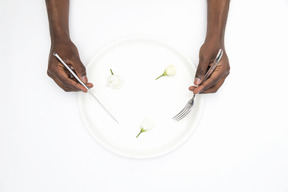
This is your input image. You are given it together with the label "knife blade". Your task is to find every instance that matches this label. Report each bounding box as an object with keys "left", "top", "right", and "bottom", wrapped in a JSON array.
[{"left": 53, "top": 52, "right": 119, "bottom": 123}]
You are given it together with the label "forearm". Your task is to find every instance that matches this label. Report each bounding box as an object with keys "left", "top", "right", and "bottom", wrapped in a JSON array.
[
  {"left": 45, "top": 0, "right": 70, "bottom": 44},
  {"left": 205, "top": 0, "right": 230, "bottom": 45}
]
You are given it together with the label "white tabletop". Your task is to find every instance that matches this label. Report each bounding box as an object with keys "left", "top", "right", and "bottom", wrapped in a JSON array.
[{"left": 1, "top": 0, "right": 288, "bottom": 191}]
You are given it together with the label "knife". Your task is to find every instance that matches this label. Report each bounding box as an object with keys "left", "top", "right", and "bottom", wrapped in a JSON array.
[{"left": 53, "top": 52, "right": 119, "bottom": 123}]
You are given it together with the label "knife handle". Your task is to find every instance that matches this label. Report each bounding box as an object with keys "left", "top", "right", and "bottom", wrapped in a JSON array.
[{"left": 53, "top": 52, "right": 89, "bottom": 91}]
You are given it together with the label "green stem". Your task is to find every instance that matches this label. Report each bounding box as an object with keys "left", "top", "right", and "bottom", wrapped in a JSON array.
[
  {"left": 136, "top": 131, "right": 142, "bottom": 138},
  {"left": 156, "top": 73, "right": 165, "bottom": 80},
  {"left": 136, "top": 128, "right": 146, "bottom": 138},
  {"left": 110, "top": 68, "right": 114, "bottom": 75}
]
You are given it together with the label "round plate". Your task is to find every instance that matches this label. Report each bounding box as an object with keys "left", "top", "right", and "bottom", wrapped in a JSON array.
[{"left": 78, "top": 35, "right": 203, "bottom": 159}]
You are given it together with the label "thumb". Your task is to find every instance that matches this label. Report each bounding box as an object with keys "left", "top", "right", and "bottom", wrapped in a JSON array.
[{"left": 194, "top": 57, "right": 210, "bottom": 86}]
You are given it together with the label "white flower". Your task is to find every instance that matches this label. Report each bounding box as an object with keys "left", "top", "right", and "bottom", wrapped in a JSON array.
[
  {"left": 136, "top": 118, "right": 155, "bottom": 138},
  {"left": 156, "top": 65, "right": 176, "bottom": 80},
  {"left": 106, "top": 69, "right": 123, "bottom": 89}
]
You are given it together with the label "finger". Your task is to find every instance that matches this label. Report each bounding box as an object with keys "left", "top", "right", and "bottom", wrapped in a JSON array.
[
  {"left": 47, "top": 71, "right": 76, "bottom": 92},
  {"left": 193, "top": 66, "right": 226, "bottom": 94},
  {"left": 195, "top": 71, "right": 229, "bottom": 94},
  {"left": 49, "top": 70, "right": 93, "bottom": 92},
  {"left": 66, "top": 65, "right": 93, "bottom": 89},
  {"left": 194, "top": 57, "right": 211, "bottom": 85},
  {"left": 188, "top": 86, "right": 196, "bottom": 92},
  {"left": 86, "top": 82, "right": 93, "bottom": 89},
  {"left": 68, "top": 57, "right": 88, "bottom": 83},
  {"left": 200, "top": 74, "right": 227, "bottom": 94},
  {"left": 54, "top": 67, "right": 88, "bottom": 92}
]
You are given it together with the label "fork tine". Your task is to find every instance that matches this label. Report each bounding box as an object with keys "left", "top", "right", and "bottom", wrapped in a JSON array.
[
  {"left": 172, "top": 108, "right": 188, "bottom": 120},
  {"left": 173, "top": 107, "right": 190, "bottom": 121},
  {"left": 173, "top": 108, "right": 191, "bottom": 121},
  {"left": 177, "top": 109, "right": 191, "bottom": 120},
  {"left": 172, "top": 95, "right": 195, "bottom": 121}
]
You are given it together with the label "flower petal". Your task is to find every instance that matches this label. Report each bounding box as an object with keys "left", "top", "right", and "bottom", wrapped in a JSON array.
[{"left": 165, "top": 65, "right": 176, "bottom": 76}]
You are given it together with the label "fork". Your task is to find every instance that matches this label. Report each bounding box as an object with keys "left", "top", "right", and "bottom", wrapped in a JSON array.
[{"left": 172, "top": 49, "right": 224, "bottom": 121}]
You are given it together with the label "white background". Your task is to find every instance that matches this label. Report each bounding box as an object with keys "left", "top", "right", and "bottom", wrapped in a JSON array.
[{"left": 1, "top": 0, "right": 288, "bottom": 191}]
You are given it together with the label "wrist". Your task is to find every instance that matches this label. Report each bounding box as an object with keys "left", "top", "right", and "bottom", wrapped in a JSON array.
[
  {"left": 203, "top": 36, "right": 225, "bottom": 51},
  {"left": 49, "top": 37, "right": 78, "bottom": 58},
  {"left": 204, "top": 34, "right": 224, "bottom": 45},
  {"left": 50, "top": 27, "right": 70, "bottom": 45}
]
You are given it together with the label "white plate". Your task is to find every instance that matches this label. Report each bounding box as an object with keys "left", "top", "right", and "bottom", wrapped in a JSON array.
[{"left": 78, "top": 35, "right": 203, "bottom": 159}]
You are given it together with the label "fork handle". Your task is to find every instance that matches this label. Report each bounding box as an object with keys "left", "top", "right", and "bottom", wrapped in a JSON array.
[
  {"left": 200, "top": 49, "right": 223, "bottom": 85},
  {"left": 188, "top": 95, "right": 195, "bottom": 105}
]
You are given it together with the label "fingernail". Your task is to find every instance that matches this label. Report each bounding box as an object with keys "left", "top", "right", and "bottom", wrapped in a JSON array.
[
  {"left": 189, "top": 86, "right": 195, "bottom": 91},
  {"left": 194, "top": 77, "right": 201, "bottom": 85},
  {"left": 82, "top": 76, "right": 88, "bottom": 83}
]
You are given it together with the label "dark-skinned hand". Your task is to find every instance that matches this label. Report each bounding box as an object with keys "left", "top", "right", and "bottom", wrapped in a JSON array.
[
  {"left": 47, "top": 39, "right": 93, "bottom": 92},
  {"left": 189, "top": 41, "right": 230, "bottom": 94}
]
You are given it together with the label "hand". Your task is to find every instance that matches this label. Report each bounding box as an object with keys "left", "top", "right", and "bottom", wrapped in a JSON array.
[
  {"left": 47, "top": 39, "right": 93, "bottom": 92},
  {"left": 189, "top": 42, "right": 230, "bottom": 94}
]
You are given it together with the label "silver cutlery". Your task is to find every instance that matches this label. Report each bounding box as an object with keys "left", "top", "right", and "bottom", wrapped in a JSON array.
[
  {"left": 172, "top": 49, "right": 223, "bottom": 121},
  {"left": 53, "top": 53, "right": 119, "bottom": 123}
]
